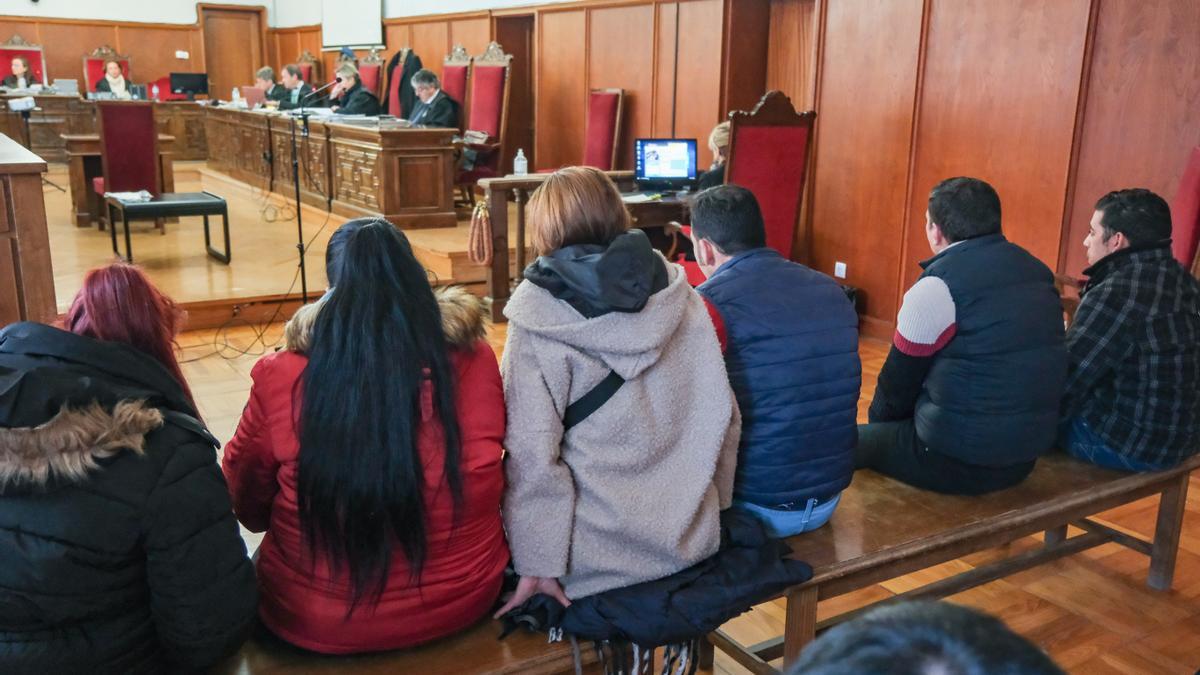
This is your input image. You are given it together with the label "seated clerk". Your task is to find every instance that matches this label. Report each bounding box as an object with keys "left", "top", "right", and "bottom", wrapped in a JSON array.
[
  {"left": 697, "top": 122, "right": 730, "bottom": 191},
  {"left": 277, "top": 63, "right": 315, "bottom": 110},
  {"left": 1060, "top": 189, "right": 1200, "bottom": 471},
  {"left": 222, "top": 219, "right": 509, "bottom": 654},
  {"left": 407, "top": 69, "right": 459, "bottom": 128},
  {"left": 493, "top": 167, "right": 740, "bottom": 616},
  {"left": 0, "top": 263, "right": 257, "bottom": 672},
  {"left": 329, "top": 64, "right": 380, "bottom": 116},
  {"left": 692, "top": 185, "right": 860, "bottom": 537},
  {"left": 2, "top": 56, "right": 31, "bottom": 88},
  {"left": 254, "top": 66, "right": 287, "bottom": 103},
  {"left": 93, "top": 59, "right": 133, "bottom": 99},
  {"left": 856, "top": 177, "right": 1066, "bottom": 495}
]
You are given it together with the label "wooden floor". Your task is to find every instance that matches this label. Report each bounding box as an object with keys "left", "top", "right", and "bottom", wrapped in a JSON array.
[
  {"left": 180, "top": 323, "right": 1200, "bottom": 674},
  {"left": 44, "top": 161, "right": 516, "bottom": 316}
]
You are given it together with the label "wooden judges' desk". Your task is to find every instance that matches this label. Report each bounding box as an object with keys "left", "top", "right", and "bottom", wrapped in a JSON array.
[
  {"left": 63, "top": 134, "right": 177, "bottom": 228},
  {"left": 0, "top": 93, "right": 207, "bottom": 163},
  {"left": 205, "top": 107, "right": 457, "bottom": 229},
  {"left": 0, "top": 133, "right": 55, "bottom": 325}
]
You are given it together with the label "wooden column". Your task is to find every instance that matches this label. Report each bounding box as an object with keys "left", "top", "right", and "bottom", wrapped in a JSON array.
[{"left": 0, "top": 134, "right": 55, "bottom": 326}]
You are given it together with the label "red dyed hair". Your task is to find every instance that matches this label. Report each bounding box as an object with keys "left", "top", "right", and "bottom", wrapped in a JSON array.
[{"left": 63, "top": 263, "right": 196, "bottom": 410}]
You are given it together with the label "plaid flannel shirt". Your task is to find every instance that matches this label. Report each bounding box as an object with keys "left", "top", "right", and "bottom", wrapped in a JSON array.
[{"left": 1063, "top": 244, "right": 1200, "bottom": 466}]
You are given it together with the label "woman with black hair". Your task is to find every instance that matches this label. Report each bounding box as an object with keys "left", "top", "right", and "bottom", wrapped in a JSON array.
[{"left": 223, "top": 219, "right": 509, "bottom": 653}]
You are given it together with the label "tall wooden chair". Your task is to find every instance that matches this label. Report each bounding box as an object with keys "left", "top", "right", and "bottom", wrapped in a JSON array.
[
  {"left": 358, "top": 47, "right": 386, "bottom": 99},
  {"left": 455, "top": 42, "right": 512, "bottom": 202},
  {"left": 83, "top": 45, "right": 131, "bottom": 94},
  {"left": 93, "top": 101, "right": 162, "bottom": 231},
  {"left": 1171, "top": 145, "right": 1200, "bottom": 268},
  {"left": 442, "top": 44, "right": 471, "bottom": 123},
  {"left": 296, "top": 50, "right": 322, "bottom": 85},
  {"left": 583, "top": 88, "right": 625, "bottom": 170},
  {"left": 0, "top": 34, "right": 48, "bottom": 85},
  {"left": 725, "top": 90, "right": 816, "bottom": 259}
]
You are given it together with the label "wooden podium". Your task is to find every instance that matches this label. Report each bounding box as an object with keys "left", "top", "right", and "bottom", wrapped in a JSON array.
[{"left": 0, "top": 133, "right": 55, "bottom": 325}]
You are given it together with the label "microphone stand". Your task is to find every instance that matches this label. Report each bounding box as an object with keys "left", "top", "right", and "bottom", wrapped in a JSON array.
[{"left": 286, "top": 78, "right": 341, "bottom": 304}]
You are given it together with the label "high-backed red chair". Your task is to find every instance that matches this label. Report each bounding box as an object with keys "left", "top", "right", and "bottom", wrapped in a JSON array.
[
  {"left": 358, "top": 47, "right": 385, "bottom": 99},
  {"left": 83, "top": 45, "right": 131, "bottom": 94},
  {"left": 725, "top": 91, "right": 816, "bottom": 259},
  {"left": 0, "top": 34, "right": 47, "bottom": 85},
  {"left": 297, "top": 50, "right": 321, "bottom": 85},
  {"left": 93, "top": 101, "right": 162, "bottom": 230},
  {"left": 455, "top": 42, "right": 512, "bottom": 202},
  {"left": 1171, "top": 146, "right": 1200, "bottom": 269},
  {"left": 442, "top": 44, "right": 471, "bottom": 125},
  {"left": 583, "top": 88, "right": 624, "bottom": 170}
]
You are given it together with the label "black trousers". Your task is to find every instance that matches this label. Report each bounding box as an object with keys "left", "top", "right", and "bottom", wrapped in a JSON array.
[{"left": 855, "top": 419, "right": 1035, "bottom": 495}]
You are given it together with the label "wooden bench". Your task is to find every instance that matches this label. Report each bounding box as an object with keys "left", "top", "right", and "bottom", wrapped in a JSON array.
[
  {"left": 214, "top": 618, "right": 593, "bottom": 675},
  {"left": 707, "top": 452, "right": 1200, "bottom": 674}
]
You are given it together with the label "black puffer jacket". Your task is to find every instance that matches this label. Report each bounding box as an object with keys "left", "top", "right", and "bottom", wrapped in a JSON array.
[{"left": 0, "top": 322, "right": 257, "bottom": 674}]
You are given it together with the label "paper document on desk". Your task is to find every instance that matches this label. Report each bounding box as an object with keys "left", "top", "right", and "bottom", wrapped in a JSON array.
[
  {"left": 621, "top": 193, "right": 662, "bottom": 204},
  {"left": 106, "top": 190, "right": 153, "bottom": 203}
]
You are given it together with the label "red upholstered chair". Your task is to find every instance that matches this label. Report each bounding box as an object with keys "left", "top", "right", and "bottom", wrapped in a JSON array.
[
  {"left": 1171, "top": 146, "right": 1200, "bottom": 269},
  {"left": 725, "top": 91, "right": 816, "bottom": 259},
  {"left": 149, "top": 75, "right": 187, "bottom": 101},
  {"left": 0, "top": 34, "right": 48, "bottom": 85},
  {"left": 455, "top": 42, "right": 512, "bottom": 202},
  {"left": 583, "top": 88, "right": 624, "bottom": 170},
  {"left": 297, "top": 50, "right": 321, "bottom": 85},
  {"left": 93, "top": 101, "right": 162, "bottom": 230},
  {"left": 83, "top": 45, "right": 131, "bottom": 94},
  {"left": 442, "top": 44, "right": 471, "bottom": 126},
  {"left": 358, "top": 47, "right": 385, "bottom": 99}
]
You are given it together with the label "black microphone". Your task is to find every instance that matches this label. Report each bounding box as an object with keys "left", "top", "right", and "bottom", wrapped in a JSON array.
[{"left": 302, "top": 76, "right": 342, "bottom": 104}]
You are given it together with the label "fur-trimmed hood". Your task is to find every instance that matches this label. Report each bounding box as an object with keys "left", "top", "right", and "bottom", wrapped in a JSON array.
[
  {"left": 284, "top": 285, "right": 490, "bottom": 353},
  {"left": 0, "top": 400, "right": 163, "bottom": 488}
]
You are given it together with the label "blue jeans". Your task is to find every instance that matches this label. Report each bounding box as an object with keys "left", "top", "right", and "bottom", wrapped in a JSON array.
[
  {"left": 1058, "top": 416, "right": 1172, "bottom": 472},
  {"left": 734, "top": 494, "right": 842, "bottom": 538}
]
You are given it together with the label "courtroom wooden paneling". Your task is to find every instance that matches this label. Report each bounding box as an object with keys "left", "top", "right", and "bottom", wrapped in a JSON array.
[
  {"left": 765, "top": 0, "right": 818, "bottom": 108},
  {"left": 269, "top": 118, "right": 332, "bottom": 210},
  {"left": 268, "top": 25, "right": 320, "bottom": 76},
  {"left": 495, "top": 15, "right": 535, "bottom": 172},
  {"left": 114, "top": 24, "right": 202, "bottom": 82},
  {"left": 36, "top": 21, "right": 119, "bottom": 86},
  {"left": 900, "top": 0, "right": 1091, "bottom": 293},
  {"left": 808, "top": 0, "right": 923, "bottom": 339},
  {"left": 535, "top": 9, "right": 587, "bottom": 170},
  {"left": 0, "top": 133, "right": 55, "bottom": 325},
  {"left": 156, "top": 102, "right": 208, "bottom": 160},
  {"left": 588, "top": 4, "right": 655, "bottom": 170},
  {"left": 1060, "top": 0, "right": 1200, "bottom": 278},
  {"left": 410, "top": 21, "right": 451, "bottom": 80},
  {"left": 449, "top": 17, "right": 493, "bottom": 56},
  {"left": 673, "top": 0, "right": 724, "bottom": 169},
  {"left": 722, "top": 0, "right": 771, "bottom": 114}
]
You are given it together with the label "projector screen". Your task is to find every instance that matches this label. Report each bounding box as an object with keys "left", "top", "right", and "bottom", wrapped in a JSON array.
[{"left": 322, "top": 0, "right": 383, "bottom": 48}]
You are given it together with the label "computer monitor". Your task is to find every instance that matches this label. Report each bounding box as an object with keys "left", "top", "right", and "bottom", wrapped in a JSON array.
[
  {"left": 634, "top": 138, "right": 698, "bottom": 191},
  {"left": 169, "top": 72, "right": 208, "bottom": 99}
]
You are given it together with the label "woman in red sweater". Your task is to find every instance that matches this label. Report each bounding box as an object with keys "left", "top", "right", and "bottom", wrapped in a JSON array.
[{"left": 222, "top": 219, "right": 509, "bottom": 653}]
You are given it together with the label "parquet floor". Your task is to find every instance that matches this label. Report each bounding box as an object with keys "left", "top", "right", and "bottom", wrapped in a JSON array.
[{"left": 180, "top": 323, "right": 1200, "bottom": 674}]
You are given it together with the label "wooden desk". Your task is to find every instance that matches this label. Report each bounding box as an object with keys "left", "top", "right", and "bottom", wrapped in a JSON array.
[
  {"left": 0, "top": 133, "right": 55, "bottom": 324},
  {"left": 62, "top": 133, "right": 176, "bottom": 228},
  {"left": 205, "top": 107, "right": 457, "bottom": 229},
  {"left": 0, "top": 93, "right": 95, "bottom": 162}
]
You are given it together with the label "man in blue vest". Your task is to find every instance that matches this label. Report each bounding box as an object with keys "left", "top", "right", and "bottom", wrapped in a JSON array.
[
  {"left": 856, "top": 177, "right": 1067, "bottom": 494},
  {"left": 692, "top": 185, "right": 861, "bottom": 537}
]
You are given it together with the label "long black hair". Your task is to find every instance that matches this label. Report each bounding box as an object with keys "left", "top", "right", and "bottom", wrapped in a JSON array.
[{"left": 297, "top": 219, "right": 464, "bottom": 609}]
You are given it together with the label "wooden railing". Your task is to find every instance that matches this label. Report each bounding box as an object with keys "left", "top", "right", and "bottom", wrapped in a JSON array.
[{"left": 477, "top": 171, "right": 636, "bottom": 322}]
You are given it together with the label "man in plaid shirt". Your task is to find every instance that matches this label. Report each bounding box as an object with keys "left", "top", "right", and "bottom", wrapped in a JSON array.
[{"left": 1061, "top": 188, "right": 1200, "bottom": 470}]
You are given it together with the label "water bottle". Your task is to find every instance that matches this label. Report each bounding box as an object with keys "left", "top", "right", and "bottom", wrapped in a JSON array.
[
  {"left": 513, "top": 148, "right": 528, "bottom": 176},
  {"left": 151, "top": 83, "right": 160, "bottom": 101},
  {"left": 231, "top": 87, "right": 240, "bottom": 104}
]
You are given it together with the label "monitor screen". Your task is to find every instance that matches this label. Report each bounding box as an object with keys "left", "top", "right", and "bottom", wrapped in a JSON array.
[
  {"left": 170, "top": 72, "right": 208, "bottom": 95},
  {"left": 635, "top": 138, "right": 697, "bottom": 188}
]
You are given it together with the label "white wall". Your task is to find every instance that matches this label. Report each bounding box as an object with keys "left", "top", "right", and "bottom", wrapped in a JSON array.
[
  {"left": 383, "top": 0, "right": 565, "bottom": 18},
  {"left": 7, "top": 0, "right": 276, "bottom": 24},
  {"left": 274, "top": 0, "right": 323, "bottom": 27}
]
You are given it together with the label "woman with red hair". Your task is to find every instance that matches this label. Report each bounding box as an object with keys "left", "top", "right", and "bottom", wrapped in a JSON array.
[{"left": 0, "top": 263, "right": 256, "bottom": 673}]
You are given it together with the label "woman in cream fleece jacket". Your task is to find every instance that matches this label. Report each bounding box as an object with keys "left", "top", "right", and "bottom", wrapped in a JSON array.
[{"left": 495, "top": 167, "right": 740, "bottom": 614}]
